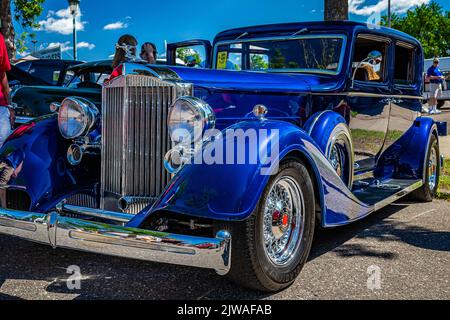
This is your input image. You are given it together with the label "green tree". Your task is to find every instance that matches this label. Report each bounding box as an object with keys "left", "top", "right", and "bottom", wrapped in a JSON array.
[
  {"left": 381, "top": 1, "right": 450, "bottom": 58},
  {"left": 0, "top": 0, "right": 45, "bottom": 60},
  {"left": 250, "top": 54, "right": 268, "bottom": 70},
  {"left": 270, "top": 49, "right": 286, "bottom": 69},
  {"left": 176, "top": 47, "right": 201, "bottom": 65}
]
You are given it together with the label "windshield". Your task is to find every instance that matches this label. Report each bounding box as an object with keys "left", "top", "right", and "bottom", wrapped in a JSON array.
[
  {"left": 65, "top": 70, "right": 111, "bottom": 88},
  {"left": 214, "top": 35, "right": 346, "bottom": 74},
  {"left": 16, "top": 61, "right": 64, "bottom": 85}
]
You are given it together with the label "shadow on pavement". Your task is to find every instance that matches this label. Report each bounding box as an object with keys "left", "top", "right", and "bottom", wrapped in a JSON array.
[{"left": 0, "top": 201, "right": 446, "bottom": 300}]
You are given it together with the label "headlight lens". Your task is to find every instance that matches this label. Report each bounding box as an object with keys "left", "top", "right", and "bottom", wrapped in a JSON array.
[
  {"left": 168, "top": 96, "right": 215, "bottom": 144},
  {"left": 58, "top": 97, "right": 99, "bottom": 139}
]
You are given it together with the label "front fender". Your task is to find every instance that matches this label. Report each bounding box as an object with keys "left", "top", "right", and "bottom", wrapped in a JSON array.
[
  {"left": 0, "top": 115, "right": 99, "bottom": 212},
  {"left": 129, "top": 119, "right": 371, "bottom": 228}
]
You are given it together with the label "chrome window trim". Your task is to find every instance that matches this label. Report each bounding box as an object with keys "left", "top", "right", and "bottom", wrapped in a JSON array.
[{"left": 213, "top": 34, "right": 348, "bottom": 75}]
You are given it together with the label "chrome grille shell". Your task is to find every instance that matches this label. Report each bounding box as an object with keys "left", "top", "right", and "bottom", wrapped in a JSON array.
[{"left": 101, "top": 74, "right": 191, "bottom": 214}]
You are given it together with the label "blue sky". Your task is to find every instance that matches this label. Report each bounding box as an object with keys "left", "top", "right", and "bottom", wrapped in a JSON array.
[{"left": 14, "top": 0, "right": 450, "bottom": 61}]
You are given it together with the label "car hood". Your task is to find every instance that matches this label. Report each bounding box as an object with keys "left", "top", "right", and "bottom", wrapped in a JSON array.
[
  {"left": 12, "top": 85, "right": 102, "bottom": 118},
  {"left": 166, "top": 66, "right": 344, "bottom": 93}
]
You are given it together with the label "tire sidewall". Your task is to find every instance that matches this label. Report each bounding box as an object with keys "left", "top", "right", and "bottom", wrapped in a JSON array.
[{"left": 252, "top": 160, "right": 315, "bottom": 288}]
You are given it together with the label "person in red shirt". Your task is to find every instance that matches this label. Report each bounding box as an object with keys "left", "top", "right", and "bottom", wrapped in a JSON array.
[
  {"left": 0, "top": 32, "right": 13, "bottom": 146},
  {"left": 107, "top": 34, "right": 138, "bottom": 83}
]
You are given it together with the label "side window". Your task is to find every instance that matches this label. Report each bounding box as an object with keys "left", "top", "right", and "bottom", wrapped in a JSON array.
[
  {"left": 175, "top": 45, "right": 207, "bottom": 68},
  {"left": 216, "top": 44, "right": 242, "bottom": 70},
  {"left": 394, "top": 43, "right": 415, "bottom": 86},
  {"left": 352, "top": 35, "right": 389, "bottom": 83}
]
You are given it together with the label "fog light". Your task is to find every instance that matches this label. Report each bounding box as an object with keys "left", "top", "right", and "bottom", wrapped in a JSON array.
[
  {"left": 67, "top": 144, "right": 84, "bottom": 165},
  {"left": 164, "top": 148, "right": 184, "bottom": 174}
]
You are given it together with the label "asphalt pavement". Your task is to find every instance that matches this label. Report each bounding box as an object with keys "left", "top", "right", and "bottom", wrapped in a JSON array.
[{"left": 0, "top": 198, "right": 448, "bottom": 300}]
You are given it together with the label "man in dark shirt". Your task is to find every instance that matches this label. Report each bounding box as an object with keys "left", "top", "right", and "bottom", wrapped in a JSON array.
[
  {"left": 427, "top": 57, "right": 445, "bottom": 114},
  {"left": 0, "top": 32, "right": 13, "bottom": 145}
]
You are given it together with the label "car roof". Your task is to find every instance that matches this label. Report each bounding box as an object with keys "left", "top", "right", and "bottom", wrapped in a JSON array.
[
  {"left": 68, "top": 60, "right": 113, "bottom": 73},
  {"left": 213, "top": 21, "right": 420, "bottom": 46},
  {"left": 16, "top": 59, "right": 83, "bottom": 66}
]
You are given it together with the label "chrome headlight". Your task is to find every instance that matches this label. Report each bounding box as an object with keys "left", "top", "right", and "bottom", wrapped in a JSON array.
[
  {"left": 168, "top": 96, "right": 215, "bottom": 144},
  {"left": 58, "top": 97, "right": 99, "bottom": 139}
]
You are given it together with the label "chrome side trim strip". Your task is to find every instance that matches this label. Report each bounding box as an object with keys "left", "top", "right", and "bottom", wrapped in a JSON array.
[
  {"left": 309, "top": 92, "right": 423, "bottom": 100},
  {"left": 0, "top": 208, "right": 232, "bottom": 275}
]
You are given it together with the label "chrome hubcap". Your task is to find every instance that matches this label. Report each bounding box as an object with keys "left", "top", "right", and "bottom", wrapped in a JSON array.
[
  {"left": 329, "top": 142, "right": 346, "bottom": 180},
  {"left": 263, "top": 176, "right": 304, "bottom": 266},
  {"left": 428, "top": 147, "right": 437, "bottom": 191}
]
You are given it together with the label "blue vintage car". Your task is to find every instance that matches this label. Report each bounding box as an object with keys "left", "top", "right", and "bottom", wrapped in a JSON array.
[{"left": 0, "top": 21, "right": 445, "bottom": 292}]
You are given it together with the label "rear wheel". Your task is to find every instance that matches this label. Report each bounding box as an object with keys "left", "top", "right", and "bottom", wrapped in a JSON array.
[
  {"left": 223, "top": 159, "right": 315, "bottom": 292},
  {"left": 410, "top": 135, "right": 440, "bottom": 202}
]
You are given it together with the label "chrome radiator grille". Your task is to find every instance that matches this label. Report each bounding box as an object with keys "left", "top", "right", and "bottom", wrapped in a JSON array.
[{"left": 101, "top": 75, "right": 191, "bottom": 214}]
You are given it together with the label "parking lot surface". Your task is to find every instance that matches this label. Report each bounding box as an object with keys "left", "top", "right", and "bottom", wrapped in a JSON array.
[{"left": 0, "top": 198, "right": 448, "bottom": 300}]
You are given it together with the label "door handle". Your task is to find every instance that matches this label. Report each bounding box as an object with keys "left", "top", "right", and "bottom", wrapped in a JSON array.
[{"left": 380, "top": 98, "right": 392, "bottom": 104}]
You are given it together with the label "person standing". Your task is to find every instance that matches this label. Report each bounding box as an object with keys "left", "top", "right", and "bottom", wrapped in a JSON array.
[
  {"left": 140, "top": 42, "right": 157, "bottom": 64},
  {"left": 427, "top": 57, "right": 445, "bottom": 114},
  {"left": 0, "top": 31, "right": 13, "bottom": 146},
  {"left": 107, "top": 34, "right": 138, "bottom": 82}
]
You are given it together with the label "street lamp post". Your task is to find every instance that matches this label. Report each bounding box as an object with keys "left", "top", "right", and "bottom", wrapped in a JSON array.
[
  {"left": 68, "top": 0, "right": 80, "bottom": 60},
  {"left": 387, "top": 0, "right": 391, "bottom": 28}
]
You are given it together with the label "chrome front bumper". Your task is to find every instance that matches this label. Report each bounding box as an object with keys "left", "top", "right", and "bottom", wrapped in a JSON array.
[{"left": 0, "top": 207, "right": 231, "bottom": 275}]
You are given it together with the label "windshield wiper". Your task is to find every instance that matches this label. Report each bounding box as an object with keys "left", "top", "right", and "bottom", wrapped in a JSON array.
[
  {"left": 291, "top": 28, "right": 308, "bottom": 36},
  {"left": 235, "top": 32, "right": 249, "bottom": 40}
]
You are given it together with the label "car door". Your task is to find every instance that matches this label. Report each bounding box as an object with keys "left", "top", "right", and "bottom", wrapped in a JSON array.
[
  {"left": 166, "top": 40, "right": 212, "bottom": 68},
  {"left": 382, "top": 40, "right": 422, "bottom": 161},
  {"left": 347, "top": 34, "right": 392, "bottom": 174}
]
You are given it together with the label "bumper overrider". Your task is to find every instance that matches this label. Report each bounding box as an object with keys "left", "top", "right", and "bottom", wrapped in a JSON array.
[{"left": 0, "top": 206, "right": 231, "bottom": 275}]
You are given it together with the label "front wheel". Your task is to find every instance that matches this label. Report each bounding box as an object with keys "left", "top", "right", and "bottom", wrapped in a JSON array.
[
  {"left": 410, "top": 134, "right": 440, "bottom": 202},
  {"left": 223, "top": 159, "right": 315, "bottom": 292}
]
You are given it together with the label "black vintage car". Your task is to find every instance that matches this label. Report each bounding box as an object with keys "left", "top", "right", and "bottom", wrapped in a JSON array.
[
  {"left": 14, "top": 59, "right": 82, "bottom": 87},
  {"left": 11, "top": 60, "right": 112, "bottom": 125}
]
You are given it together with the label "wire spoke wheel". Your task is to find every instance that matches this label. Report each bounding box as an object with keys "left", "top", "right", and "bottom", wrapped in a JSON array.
[
  {"left": 428, "top": 147, "right": 438, "bottom": 191},
  {"left": 262, "top": 176, "right": 305, "bottom": 266}
]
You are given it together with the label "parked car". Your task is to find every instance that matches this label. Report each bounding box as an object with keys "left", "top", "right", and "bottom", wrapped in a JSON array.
[
  {"left": 7, "top": 64, "right": 51, "bottom": 89},
  {"left": 14, "top": 59, "right": 83, "bottom": 87},
  {"left": 0, "top": 21, "right": 445, "bottom": 292},
  {"left": 10, "top": 60, "right": 112, "bottom": 125},
  {"left": 423, "top": 56, "right": 450, "bottom": 109}
]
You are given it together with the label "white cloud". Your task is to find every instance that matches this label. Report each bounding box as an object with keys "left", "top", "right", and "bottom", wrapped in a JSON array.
[
  {"left": 37, "top": 7, "right": 87, "bottom": 35},
  {"left": 77, "top": 41, "right": 96, "bottom": 50},
  {"left": 46, "top": 41, "right": 72, "bottom": 52},
  {"left": 42, "top": 41, "right": 95, "bottom": 53},
  {"left": 349, "top": 0, "right": 430, "bottom": 16},
  {"left": 103, "top": 21, "right": 128, "bottom": 30}
]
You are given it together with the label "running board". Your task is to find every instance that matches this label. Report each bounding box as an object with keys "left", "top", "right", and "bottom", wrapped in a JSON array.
[{"left": 353, "top": 179, "right": 423, "bottom": 210}]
